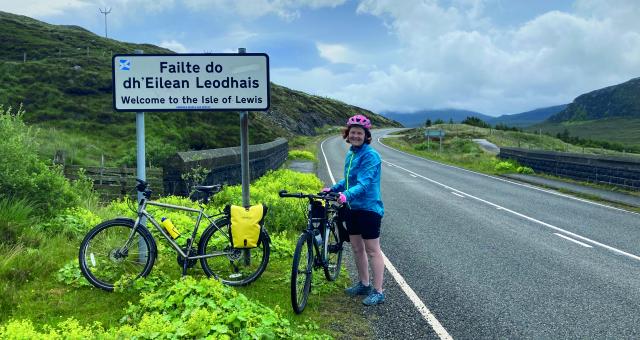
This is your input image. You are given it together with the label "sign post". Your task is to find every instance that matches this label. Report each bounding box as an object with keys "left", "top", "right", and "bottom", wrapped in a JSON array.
[{"left": 238, "top": 48, "right": 250, "bottom": 207}]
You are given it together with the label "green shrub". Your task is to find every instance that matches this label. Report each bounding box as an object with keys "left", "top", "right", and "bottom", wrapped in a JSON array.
[
  {"left": 121, "top": 276, "right": 297, "bottom": 339},
  {"left": 414, "top": 142, "right": 429, "bottom": 151},
  {"left": 494, "top": 161, "right": 516, "bottom": 172},
  {"left": 517, "top": 166, "right": 535, "bottom": 174},
  {"left": 213, "top": 169, "right": 322, "bottom": 233},
  {"left": 0, "top": 105, "right": 83, "bottom": 216},
  {"left": 288, "top": 150, "right": 316, "bottom": 161},
  {"left": 35, "top": 207, "right": 101, "bottom": 238}
]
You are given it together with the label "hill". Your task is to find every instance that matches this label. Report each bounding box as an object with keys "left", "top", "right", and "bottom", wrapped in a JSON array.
[
  {"left": 382, "top": 109, "right": 492, "bottom": 127},
  {"left": 0, "top": 11, "right": 399, "bottom": 166},
  {"left": 530, "top": 77, "right": 640, "bottom": 149},
  {"left": 486, "top": 104, "right": 567, "bottom": 127},
  {"left": 547, "top": 77, "right": 640, "bottom": 122}
]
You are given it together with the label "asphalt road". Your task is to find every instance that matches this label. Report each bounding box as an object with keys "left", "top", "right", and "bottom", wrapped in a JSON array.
[{"left": 318, "top": 129, "right": 640, "bottom": 339}]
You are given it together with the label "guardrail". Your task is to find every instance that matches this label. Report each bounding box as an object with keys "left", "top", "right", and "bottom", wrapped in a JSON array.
[{"left": 498, "top": 147, "right": 640, "bottom": 190}]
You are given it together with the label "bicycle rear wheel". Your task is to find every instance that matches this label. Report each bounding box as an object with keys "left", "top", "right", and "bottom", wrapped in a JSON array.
[
  {"left": 291, "top": 232, "right": 313, "bottom": 314},
  {"left": 78, "top": 219, "right": 156, "bottom": 291},
  {"left": 198, "top": 217, "right": 270, "bottom": 286},
  {"left": 323, "top": 220, "right": 344, "bottom": 281}
]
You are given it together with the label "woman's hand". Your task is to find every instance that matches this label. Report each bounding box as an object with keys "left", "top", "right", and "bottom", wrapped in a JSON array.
[{"left": 338, "top": 192, "right": 347, "bottom": 204}]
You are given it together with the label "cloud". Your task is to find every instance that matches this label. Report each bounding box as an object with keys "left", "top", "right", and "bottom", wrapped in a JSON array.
[
  {"left": 339, "top": 0, "right": 640, "bottom": 114},
  {"left": 1, "top": 0, "right": 91, "bottom": 17},
  {"left": 316, "top": 42, "right": 360, "bottom": 64},
  {"left": 159, "top": 39, "right": 188, "bottom": 53},
  {"left": 184, "top": 0, "right": 347, "bottom": 20}
]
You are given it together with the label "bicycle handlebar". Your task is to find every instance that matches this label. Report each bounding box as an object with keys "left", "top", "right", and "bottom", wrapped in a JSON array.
[
  {"left": 135, "top": 179, "right": 152, "bottom": 199},
  {"left": 278, "top": 190, "right": 341, "bottom": 202}
]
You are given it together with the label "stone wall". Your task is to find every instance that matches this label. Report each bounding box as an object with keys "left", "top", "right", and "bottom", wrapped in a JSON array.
[
  {"left": 498, "top": 148, "right": 640, "bottom": 190},
  {"left": 163, "top": 138, "right": 288, "bottom": 195}
]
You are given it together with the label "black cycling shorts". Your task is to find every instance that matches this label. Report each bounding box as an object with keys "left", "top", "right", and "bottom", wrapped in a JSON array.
[{"left": 343, "top": 209, "right": 382, "bottom": 240}]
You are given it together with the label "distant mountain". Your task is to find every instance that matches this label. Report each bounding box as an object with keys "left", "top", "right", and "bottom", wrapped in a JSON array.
[
  {"left": 547, "top": 77, "right": 640, "bottom": 123},
  {"left": 382, "top": 109, "right": 492, "bottom": 127},
  {"left": 487, "top": 104, "right": 568, "bottom": 127}
]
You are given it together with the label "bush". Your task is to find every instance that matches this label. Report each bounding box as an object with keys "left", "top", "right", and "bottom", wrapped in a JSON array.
[
  {"left": 35, "top": 207, "right": 101, "bottom": 238},
  {"left": 213, "top": 169, "right": 322, "bottom": 233},
  {"left": 517, "top": 166, "right": 535, "bottom": 174},
  {"left": 0, "top": 105, "right": 83, "bottom": 216},
  {"left": 288, "top": 150, "right": 315, "bottom": 161},
  {"left": 494, "top": 161, "right": 516, "bottom": 172}
]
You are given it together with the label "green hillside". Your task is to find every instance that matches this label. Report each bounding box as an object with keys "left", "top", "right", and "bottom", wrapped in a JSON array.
[
  {"left": 0, "top": 11, "right": 399, "bottom": 167},
  {"left": 532, "top": 117, "right": 640, "bottom": 150},
  {"left": 548, "top": 77, "right": 640, "bottom": 122},
  {"left": 530, "top": 77, "right": 640, "bottom": 149}
]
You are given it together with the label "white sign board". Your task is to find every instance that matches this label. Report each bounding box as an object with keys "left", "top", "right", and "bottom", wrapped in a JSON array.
[{"left": 112, "top": 53, "right": 269, "bottom": 111}]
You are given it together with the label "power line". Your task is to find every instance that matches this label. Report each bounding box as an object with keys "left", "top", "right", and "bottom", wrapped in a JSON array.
[{"left": 99, "top": 7, "right": 112, "bottom": 38}]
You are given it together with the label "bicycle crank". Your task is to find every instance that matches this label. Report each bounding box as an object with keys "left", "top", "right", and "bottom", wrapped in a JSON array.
[{"left": 177, "top": 248, "right": 198, "bottom": 269}]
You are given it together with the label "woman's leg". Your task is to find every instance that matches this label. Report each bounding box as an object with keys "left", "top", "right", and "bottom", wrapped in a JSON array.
[
  {"left": 349, "top": 234, "right": 370, "bottom": 285},
  {"left": 364, "top": 238, "right": 384, "bottom": 292}
]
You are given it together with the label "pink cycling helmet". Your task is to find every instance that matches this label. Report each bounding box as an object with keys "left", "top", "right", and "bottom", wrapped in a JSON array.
[{"left": 346, "top": 114, "right": 372, "bottom": 129}]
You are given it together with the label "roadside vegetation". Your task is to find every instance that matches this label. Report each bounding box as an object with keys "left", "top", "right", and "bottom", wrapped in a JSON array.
[
  {"left": 0, "top": 106, "right": 370, "bottom": 339},
  {"left": 384, "top": 122, "right": 640, "bottom": 202},
  {"left": 386, "top": 123, "right": 639, "bottom": 174}
]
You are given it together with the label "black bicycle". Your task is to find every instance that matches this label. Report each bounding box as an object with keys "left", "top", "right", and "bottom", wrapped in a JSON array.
[
  {"left": 78, "top": 179, "right": 270, "bottom": 291},
  {"left": 278, "top": 190, "right": 345, "bottom": 314}
]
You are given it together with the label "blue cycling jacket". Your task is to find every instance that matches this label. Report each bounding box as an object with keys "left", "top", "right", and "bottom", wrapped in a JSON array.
[{"left": 331, "top": 143, "right": 384, "bottom": 217}]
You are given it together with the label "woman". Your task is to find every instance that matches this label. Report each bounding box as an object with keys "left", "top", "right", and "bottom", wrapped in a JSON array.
[{"left": 326, "top": 114, "right": 385, "bottom": 306}]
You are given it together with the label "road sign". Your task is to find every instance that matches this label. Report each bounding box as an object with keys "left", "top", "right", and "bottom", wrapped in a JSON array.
[
  {"left": 425, "top": 130, "right": 445, "bottom": 138},
  {"left": 112, "top": 53, "right": 270, "bottom": 111}
]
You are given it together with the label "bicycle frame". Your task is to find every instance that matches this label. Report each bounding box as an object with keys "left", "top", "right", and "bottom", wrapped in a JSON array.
[
  {"left": 122, "top": 197, "right": 227, "bottom": 261},
  {"left": 305, "top": 199, "right": 340, "bottom": 266}
]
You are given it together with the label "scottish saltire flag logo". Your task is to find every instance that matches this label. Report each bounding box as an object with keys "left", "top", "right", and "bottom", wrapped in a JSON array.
[{"left": 119, "top": 59, "right": 131, "bottom": 70}]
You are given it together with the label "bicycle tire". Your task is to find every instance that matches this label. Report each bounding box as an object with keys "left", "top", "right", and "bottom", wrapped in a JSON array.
[
  {"left": 78, "top": 218, "right": 156, "bottom": 291},
  {"left": 291, "top": 232, "right": 313, "bottom": 314},
  {"left": 198, "top": 217, "right": 270, "bottom": 286},
  {"left": 323, "top": 220, "right": 343, "bottom": 281}
]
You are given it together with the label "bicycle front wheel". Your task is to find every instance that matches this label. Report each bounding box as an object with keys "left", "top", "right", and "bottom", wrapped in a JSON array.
[
  {"left": 291, "top": 232, "right": 313, "bottom": 314},
  {"left": 198, "top": 217, "right": 270, "bottom": 286},
  {"left": 323, "top": 220, "right": 344, "bottom": 281},
  {"left": 78, "top": 219, "right": 156, "bottom": 291}
]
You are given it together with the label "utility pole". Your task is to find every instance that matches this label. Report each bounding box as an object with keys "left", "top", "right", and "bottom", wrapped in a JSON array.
[{"left": 99, "top": 7, "right": 111, "bottom": 38}]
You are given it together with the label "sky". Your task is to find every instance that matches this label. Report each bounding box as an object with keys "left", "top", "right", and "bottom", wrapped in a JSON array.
[{"left": 2, "top": 0, "right": 640, "bottom": 116}]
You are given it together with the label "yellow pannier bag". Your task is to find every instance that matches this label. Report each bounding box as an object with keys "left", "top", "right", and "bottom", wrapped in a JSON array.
[{"left": 228, "top": 204, "right": 267, "bottom": 249}]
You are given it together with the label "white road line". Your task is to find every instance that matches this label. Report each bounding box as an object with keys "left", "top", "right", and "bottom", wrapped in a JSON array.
[
  {"left": 376, "top": 136, "right": 638, "bottom": 216},
  {"left": 320, "top": 138, "right": 336, "bottom": 185},
  {"left": 451, "top": 192, "right": 465, "bottom": 198},
  {"left": 383, "top": 255, "right": 454, "bottom": 340},
  {"left": 383, "top": 159, "right": 640, "bottom": 262},
  {"left": 321, "top": 136, "right": 453, "bottom": 340},
  {"left": 410, "top": 174, "right": 417, "bottom": 178},
  {"left": 554, "top": 233, "right": 593, "bottom": 248}
]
